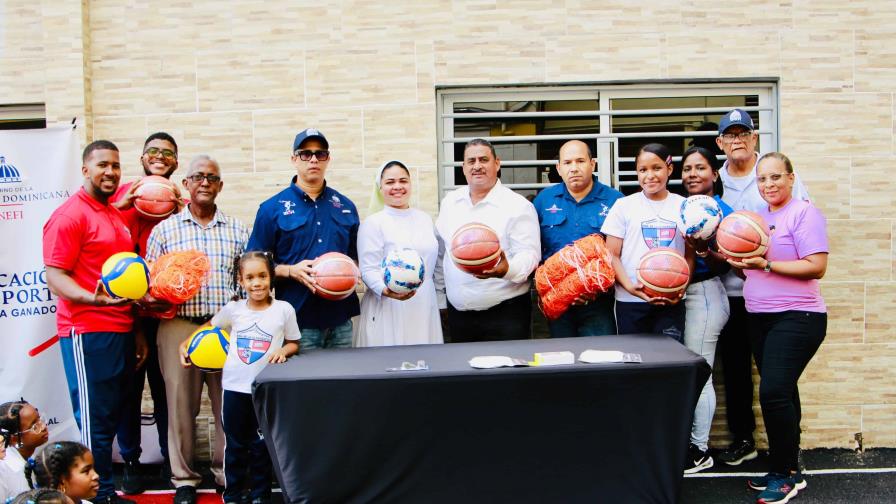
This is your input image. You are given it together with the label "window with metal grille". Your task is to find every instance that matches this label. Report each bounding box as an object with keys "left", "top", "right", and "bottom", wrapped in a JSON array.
[
  {"left": 437, "top": 80, "right": 778, "bottom": 200},
  {"left": 0, "top": 104, "right": 46, "bottom": 130}
]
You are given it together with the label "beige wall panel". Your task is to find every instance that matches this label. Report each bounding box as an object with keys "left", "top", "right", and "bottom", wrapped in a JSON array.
[
  {"left": 146, "top": 112, "right": 254, "bottom": 175},
  {"left": 196, "top": 46, "right": 304, "bottom": 112},
  {"left": 824, "top": 219, "right": 891, "bottom": 282},
  {"left": 324, "top": 167, "right": 376, "bottom": 215},
  {"left": 788, "top": 155, "right": 850, "bottom": 220},
  {"left": 0, "top": 1, "right": 43, "bottom": 58},
  {"left": 800, "top": 343, "right": 896, "bottom": 405},
  {"left": 305, "top": 42, "right": 417, "bottom": 107},
  {"left": 229, "top": 2, "right": 339, "bottom": 49},
  {"left": 780, "top": 29, "right": 854, "bottom": 93},
  {"left": 666, "top": 31, "right": 780, "bottom": 78},
  {"left": 416, "top": 42, "right": 436, "bottom": 104},
  {"left": 415, "top": 166, "right": 440, "bottom": 217},
  {"left": 446, "top": 0, "right": 565, "bottom": 39},
  {"left": 820, "top": 283, "right": 865, "bottom": 345},
  {"left": 680, "top": 0, "right": 791, "bottom": 29},
  {"left": 780, "top": 93, "right": 892, "bottom": 157},
  {"left": 561, "top": 0, "right": 681, "bottom": 33},
  {"left": 339, "top": 0, "right": 446, "bottom": 43},
  {"left": 792, "top": 0, "right": 857, "bottom": 29},
  {"left": 866, "top": 282, "right": 896, "bottom": 344},
  {"left": 252, "top": 108, "right": 363, "bottom": 173},
  {"left": 433, "top": 39, "right": 546, "bottom": 85},
  {"left": 212, "top": 170, "right": 293, "bottom": 230},
  {"left": 91, "top": 115, "right": 147, "bottom": 178},
  {"left": 90, "top": 52, "right": 197, "bottom": 116},
  {"left": 0, "top": 58, "right": 46, "bottom": 104},
  {"left": 545, "top": 34, "right": 664, "bottom": 81},
  {"left": 855, "top": 29, "right": 896, "bottom": 92},
  {"left": 797, "top": 404, "right": 862, "bottom": 448},
  {"left": 863, "top": 404, "right": 896, "bottom": 447},
  {"left": 363, "top": 104, "right": 438, "bottom": 172},
  {"left": 851, "top": 157, "right": 896, "bottom": 219}
]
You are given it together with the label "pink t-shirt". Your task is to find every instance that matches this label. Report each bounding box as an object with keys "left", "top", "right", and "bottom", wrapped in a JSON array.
[{"left": 744, "top": 198, "right": 828, "bottom": 313}]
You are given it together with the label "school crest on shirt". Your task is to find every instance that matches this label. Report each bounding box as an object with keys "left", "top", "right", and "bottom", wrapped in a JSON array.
[
  {"left": 641, "top": 217, "right": 677, "bottom": 248},
  {"left": 330, "top": 195, "right": 343, "bottom": 209},
  {"left": 279, "top": 200, "right": 295, "bottom": 216},
  {"left": 236, "top": 323, "right": 273, "bottom": 365}
]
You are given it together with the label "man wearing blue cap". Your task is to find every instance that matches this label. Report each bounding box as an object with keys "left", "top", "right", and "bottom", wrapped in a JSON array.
[
  {"left": 247, "top": 129, "right": 360, "bottom": 348},
  {"left": 714, "top": 109, "right": 810, "bottom": 466}
]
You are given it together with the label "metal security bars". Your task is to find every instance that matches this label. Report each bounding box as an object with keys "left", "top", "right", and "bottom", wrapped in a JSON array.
[{"left": 437, "top": 82, "right": 778, "bottom": 199}]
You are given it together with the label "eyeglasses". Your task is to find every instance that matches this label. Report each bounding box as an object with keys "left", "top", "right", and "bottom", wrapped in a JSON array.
[
  {"left": 186, "top": 173, "right": 222, "bottom": 183},
  {"left": 294, "top": 149, "right": 330, "bottom": 162},
  {"left": 720, "top": 131, "right": 753, "bottom": 143},
  {"left": 17, "top": 416, "right": 47, "bottom": 436},
  {"left": 757, "top": 172, "right": 790, "bottom": 184},
  {"left": 144, "top": 147, "right": 178, "bottom": 160}
]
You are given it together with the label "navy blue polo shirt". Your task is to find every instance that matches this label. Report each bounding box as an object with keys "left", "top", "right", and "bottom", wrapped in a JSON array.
[
  {"left": 247, "top": 177, "right": 360, "bottom": 329},
  {"left": 533, "top": 177, "right": 623, "bottom": 261}
]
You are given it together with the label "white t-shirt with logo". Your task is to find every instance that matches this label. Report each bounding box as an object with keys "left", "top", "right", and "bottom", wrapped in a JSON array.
[
  {"left": 601, "top": 191, "right": 686, "bottom": 303},
  {"left": 211, "top": 299, "right": 301, "bottom": 394}
]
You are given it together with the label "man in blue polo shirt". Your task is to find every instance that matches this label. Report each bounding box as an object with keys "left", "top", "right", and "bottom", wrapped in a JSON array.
[
  {"left": 533, "top": 140, "right": 623, "bottom": 337},
  {"left": 247, "top": 128, "right": 360, "bottom": 348}
]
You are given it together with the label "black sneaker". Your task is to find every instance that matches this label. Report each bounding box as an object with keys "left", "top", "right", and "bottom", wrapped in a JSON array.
[
  {"left": 97, "top": 495, "right": 136, "bottom": 504},
  {"left": 174, "top": 485, "right": 197, "bottom": 504},
  {"left": 120, "top": 460, "right": 145, "bottom": 495},
  {"left": 684, "top": 444, "right": 714, "bottom": 474},
  {"left": 718, "top": 439, "right": 758, "bottom": 466}
]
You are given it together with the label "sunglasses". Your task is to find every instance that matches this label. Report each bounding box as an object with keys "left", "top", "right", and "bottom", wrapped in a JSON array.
[
  {"left": 294, "top": 149, "right": 330, "bottom": 162},
  {"left": 186, "top": 173, "right": 222, "bottom": 183},
  {"left": 144, "top": 147, "right": 177, "bottom": 160}
]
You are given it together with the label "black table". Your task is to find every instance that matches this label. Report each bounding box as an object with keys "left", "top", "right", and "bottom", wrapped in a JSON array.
[{"left": 253, "top": 334, "right": 710, "bottom": 504}]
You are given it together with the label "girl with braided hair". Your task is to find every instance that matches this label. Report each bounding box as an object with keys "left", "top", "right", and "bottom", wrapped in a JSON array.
[
  {"left": 26, "top": 442, "right": 98, "bottom": 504},
  {"left": 1, "top": 401, "right": 49, "bottom": 500},
  {"left": 10, "top": 488, "right": 72, "bottom": 504}
]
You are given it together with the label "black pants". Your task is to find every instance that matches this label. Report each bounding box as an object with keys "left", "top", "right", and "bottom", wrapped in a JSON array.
[
  {"left": 222, "top": 391, "right": 273, "bottom": 503},
  {"left": 718, "top": 297, "right": 756, "bottom": 442},
  {"left": 614, "top": 301, "right": 685, "bottom": 343},
  {"left": 750, "top": 310, "right": 826, "bottom": 474},
  {"left": 116, "top": 317, "right": 169, "bottom": 462},
  {"left": 447, "top": 293, "right": 532, "bottom": 342}
]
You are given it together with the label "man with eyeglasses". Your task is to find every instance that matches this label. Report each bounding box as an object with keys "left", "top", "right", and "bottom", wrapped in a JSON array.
[
  {"left": 108, "top": 132, "right": 183, "bottom": 495},
  {"left": 714, "top": 109, "right": 811, "bottom": 467},
  {"left": 145, "top": 155, "right": 248, "bottom": 504},
  {"left": 248, "top": 128, "right": 360, "bottom": 349}
]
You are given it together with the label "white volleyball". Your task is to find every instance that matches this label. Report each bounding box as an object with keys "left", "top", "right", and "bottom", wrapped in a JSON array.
[
  {"left": 679, "top": 194, "right": 723, "bottom": 240},
  {"left": 382, "top": 248, "right": 425, "bottom": 294}
]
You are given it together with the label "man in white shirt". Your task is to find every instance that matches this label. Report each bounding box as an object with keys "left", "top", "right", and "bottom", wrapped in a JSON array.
[
  {"left": 436, "top": 139, "right": 541, "bottom": 342},
  {"left": 714, "top": 108, "right": 810, "bottom": 466}
]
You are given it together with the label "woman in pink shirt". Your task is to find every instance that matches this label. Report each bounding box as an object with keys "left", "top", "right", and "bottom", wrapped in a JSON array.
[{"left": 728, "top": 152, "right": 828, "bottom": 504}]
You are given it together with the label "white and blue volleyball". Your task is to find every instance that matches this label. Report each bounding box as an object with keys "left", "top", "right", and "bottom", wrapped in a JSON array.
[
  {"left": 679, "top": 195, "right": 722, "bottom": 240},
  {"left": 382, "top": 248, "right": 425, "bottom": 294}
]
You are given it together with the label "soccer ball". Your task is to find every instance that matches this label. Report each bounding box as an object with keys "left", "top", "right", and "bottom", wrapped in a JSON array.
[
  {"left": 101, "top": 252, "right": 150, "bottom": 300},
  {"left": 679, "top": 195, "right": 723, "bottom": 240},
  {"left": 382, "top": 248, "right": 425, "bottom": 295},
  {"left": 186, "top": 326, "right": 230, "bottom": 372}
]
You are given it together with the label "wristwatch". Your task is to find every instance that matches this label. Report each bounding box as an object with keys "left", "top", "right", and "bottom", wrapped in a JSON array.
[{"left": 763, "top": 260, "right": 772, "bottom": 273}]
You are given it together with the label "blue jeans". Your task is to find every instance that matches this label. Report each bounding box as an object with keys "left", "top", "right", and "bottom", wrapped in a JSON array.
[
  {"left": 614, "top": 301, "right": 685, "bottom": 342},
  {"left": 683, "top": 278, "right": 730, "bottom": 450},
  {"left": 300, "top": 319, "right": 353, "bottom": 349},
  {"left": 547, "top": 295, "right": 616, "bottom": 338}
]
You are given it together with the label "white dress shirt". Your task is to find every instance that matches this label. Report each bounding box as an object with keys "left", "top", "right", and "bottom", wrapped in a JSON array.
[{"left": 436, "top": 181, "right": 541, "bottom": 311}]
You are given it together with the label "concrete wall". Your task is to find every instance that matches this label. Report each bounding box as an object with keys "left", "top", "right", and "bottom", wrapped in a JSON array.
[{"left": 5, "top": 0, "right": 896, "bottom": 458}]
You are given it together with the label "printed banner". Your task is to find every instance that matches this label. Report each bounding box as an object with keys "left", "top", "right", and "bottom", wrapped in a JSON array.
[{"left": 0, "top": 126, "right": 82, "bottom": 442}]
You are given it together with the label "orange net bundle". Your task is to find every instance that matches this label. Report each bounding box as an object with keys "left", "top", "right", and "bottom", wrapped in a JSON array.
[
  {"left": 149, "top": 250, "right": 211, "bottom": 304},
  {"left": 535, "top": 234, "right": 616, "bottom": 320}
]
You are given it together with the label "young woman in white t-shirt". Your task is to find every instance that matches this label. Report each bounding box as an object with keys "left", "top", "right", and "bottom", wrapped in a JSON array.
[
  {"left": 180, "top": 251, "right": 300, "bottom": 504},
  {"left": 601, "top": 143, "right": 693, "bottom": 341}
]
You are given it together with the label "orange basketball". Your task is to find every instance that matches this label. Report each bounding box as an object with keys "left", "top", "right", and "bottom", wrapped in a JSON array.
[
  {"left": 311, "top": 252, "right": 360, "bottom": 301},
  {"left": 636, "top": 248, "right": 690, "bottom": 300},
  {"left": 449, "top": 223, "right": 502, "bottom": 275},
  {"left": 716, "top": 210, "right": 770, "bottom": 260},
  {"left": 134, "top": 175, "right": 178, "bottom": 219}
]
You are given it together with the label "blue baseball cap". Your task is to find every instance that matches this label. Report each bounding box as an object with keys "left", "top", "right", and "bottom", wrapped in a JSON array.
[
  {"left": 293, "top": 128, "right": 329, "bottom": 151},
  {"left": 718, "top": 109, "right": 755, "bottom": 134}
]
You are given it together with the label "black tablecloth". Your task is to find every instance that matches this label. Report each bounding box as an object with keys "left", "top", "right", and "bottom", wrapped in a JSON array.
[{"left": 253, "top": 334, "right": 710, "bottom": 504}]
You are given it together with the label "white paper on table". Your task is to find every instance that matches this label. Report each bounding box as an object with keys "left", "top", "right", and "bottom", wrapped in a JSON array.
[
  {"left": 468, "top": 356, "right": 529, "bottom": 369},
  {"left": 578, "top": 350, "right": 625, "bottom": 363}
]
